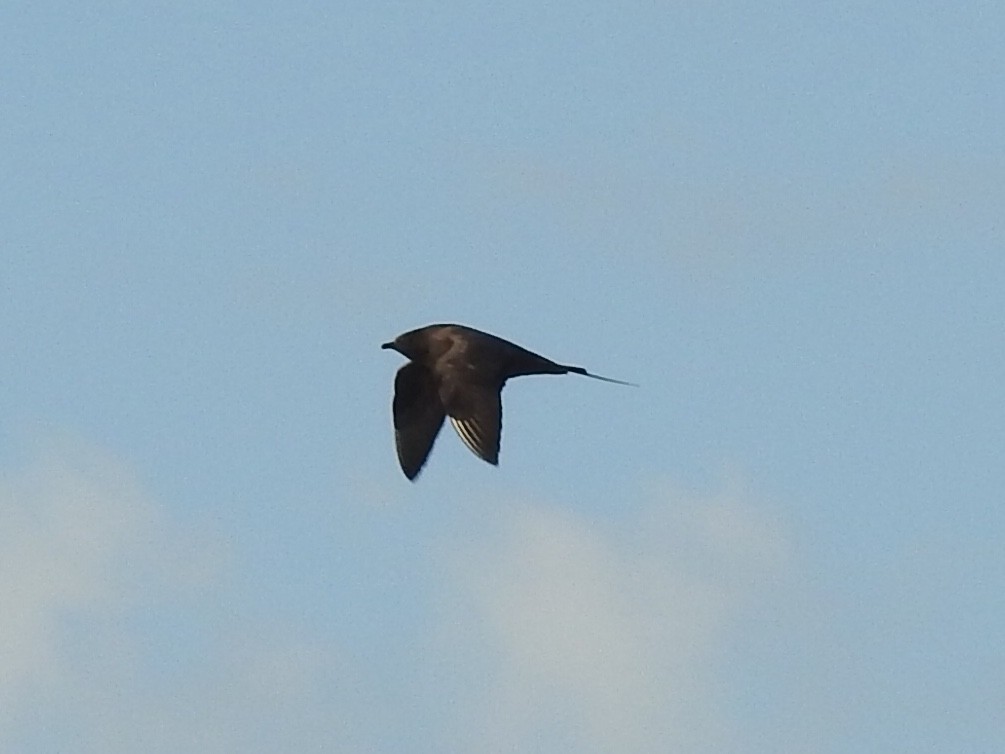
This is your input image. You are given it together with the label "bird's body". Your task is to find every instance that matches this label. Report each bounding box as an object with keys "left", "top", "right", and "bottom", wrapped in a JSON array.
[{"left": 381, "top": 324, "right": 633, "bottom": 480}]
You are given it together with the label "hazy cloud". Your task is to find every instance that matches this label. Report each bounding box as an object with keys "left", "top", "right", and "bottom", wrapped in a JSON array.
[
  {"left": 0, "top": 446, "right": 185, "bottom": 723},
  {"left": 0, "top": 440, "right": 366, "bottom": 753},
  {"left": 437, "top": 483, "right": 790, "bottom": 753}
]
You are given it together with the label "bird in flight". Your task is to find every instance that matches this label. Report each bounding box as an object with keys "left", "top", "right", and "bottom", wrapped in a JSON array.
[{"left": 382, "top": 323, "right": 635, "bottom": 480}]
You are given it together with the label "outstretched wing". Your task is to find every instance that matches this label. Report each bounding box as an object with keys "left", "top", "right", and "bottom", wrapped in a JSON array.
[
  {"left": 441, "top": 379, "right": 502, "bottom": 466},
  {"left": 392, "top": 363, "right": 446, "bottom": 480}
]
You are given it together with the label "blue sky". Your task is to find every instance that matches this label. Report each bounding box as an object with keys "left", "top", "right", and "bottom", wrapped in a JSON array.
[{"left": 2, "top": 2, "right": 1003, "bottom": 751}]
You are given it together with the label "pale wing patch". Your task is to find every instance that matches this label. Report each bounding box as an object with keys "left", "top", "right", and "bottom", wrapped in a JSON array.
[
  {"left": 441, "top": 379, "right": 502, "bottom": 466},
  {"left": 450, "top": 416, "right": 490, "bottom": 461}
]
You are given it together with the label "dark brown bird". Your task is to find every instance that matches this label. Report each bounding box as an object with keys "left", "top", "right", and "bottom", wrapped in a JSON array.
[{"left": 381, "top": 323, "right": 635, "bottom": 480}]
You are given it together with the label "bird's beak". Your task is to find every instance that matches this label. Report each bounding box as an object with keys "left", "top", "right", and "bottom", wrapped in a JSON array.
[{"left": 380, "top": 341, "right": 394, "bottom": 350}]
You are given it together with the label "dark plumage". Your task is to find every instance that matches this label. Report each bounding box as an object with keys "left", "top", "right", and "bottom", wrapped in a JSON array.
[{"left": 381, "top": 323, "right": 634, "bottom": 480}]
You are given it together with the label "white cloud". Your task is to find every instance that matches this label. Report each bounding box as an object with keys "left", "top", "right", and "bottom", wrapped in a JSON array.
[
  {"left": 0, "top": 447, "right": 170, "bottom": 721},
  {"left": 0, "top": 439, "right": 366, "bottom": 753},
  {"left": 436, "top": 483, "right": 791, "bottom": 753},
  {"left": 0, "top": 439, "right": 802, "bottom": 753}
]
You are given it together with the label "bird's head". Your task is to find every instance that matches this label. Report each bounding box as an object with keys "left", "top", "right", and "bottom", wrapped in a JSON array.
[{"left": 381, "top": 330, "right": 426, "bottom": 361}]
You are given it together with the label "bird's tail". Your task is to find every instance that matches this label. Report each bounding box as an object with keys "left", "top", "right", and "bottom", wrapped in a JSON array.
[{"left": 564, "top": 366, "right": 638, "bottom": 387}]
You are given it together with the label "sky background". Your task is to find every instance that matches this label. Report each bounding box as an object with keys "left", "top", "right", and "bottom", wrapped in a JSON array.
[{"left": 2, "top": 2, "right": 1003, "bottom": 752}]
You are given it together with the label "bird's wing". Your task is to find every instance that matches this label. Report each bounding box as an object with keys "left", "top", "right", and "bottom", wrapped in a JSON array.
[
  {"left": 440, "top": 376, "right": 502, "bottom": 466},
  {"left": 392, "top": 362, "right": 446, "bottom": 480}
]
